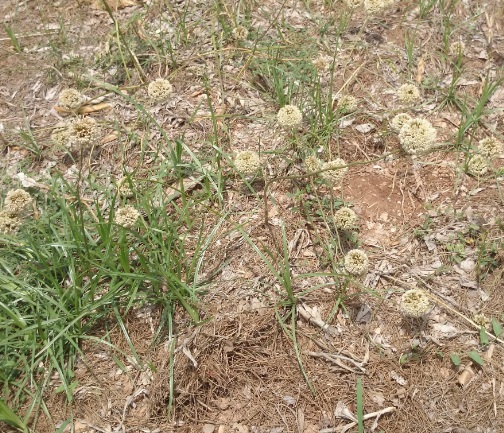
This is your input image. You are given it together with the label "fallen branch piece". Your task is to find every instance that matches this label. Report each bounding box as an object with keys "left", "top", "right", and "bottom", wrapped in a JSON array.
[{"left": 298, "top": 303, "right": 340, "bottom": 336}]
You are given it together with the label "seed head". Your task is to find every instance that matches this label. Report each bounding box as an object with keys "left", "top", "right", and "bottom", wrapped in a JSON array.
[
  {"left": 58, "top": 88, "right": 85, "bottom": 110},
  {"left": 320, "top": 158, "right": 348, "bottom": 183},
  {"left": 4, "top": 189, "right": 32, "bottom": 214},
  {"left": 466, "top": 154, "right": 488, "bottom": 176},
  {"left": 449, "top": 40, "right": 466, "bottom": 56},
  {"left": 334, "top": 207, "right": 357, "bottom": 230},
  {"left": 336, "top": 95, "right": 358, "bottom": 113},
  {"left": 390, "top": 113, "right": 412, "bottom": 132},
  {"left": 232, "top": 25, "right": 248, "bottom": 41},
  {"left": 0, "top": 210, "right": 22, "bottom": 234},
  {"left": 115, "top": 206, "right": 140, "bottom": 228},
  {"left": 478, "top": 136, "right": 502, "bottom": 158},
  {"left": 344, "top": 249, "right": 369, "bottom": 275},
  {"left": 473, "top": 313, "right": 491, "bottom": 330},
  {"left": 148, "top": 78, "right": 173, "bottom": 102},
  {"left": 312, "top": 53, "right": 331, "bottom": 72},
  {"left": 117, "top": 177, "right": 135, "bottom": 198},
  {"left": 400, "top": 289, "right": 431, "bottom": 318},
  {"left": 67, "top": 117, "right": 101, "bottom": 150},
  {"left": 345, "top": 0, "right": 363, "bottom": 8},
  {"left": 364, "top": 0, "right": 387, "bottom": 14},
  {"left": 277, "top": 105, "right": 303, "bottom": 127},
  {"left": 399, "top": 118, "right": 437, "bottom": 154},
  {"left": 305, "top": 155, "right": 322, "bottom": 173},
  {"left": 234, "top": 151, "right": 261, "bottom": 175},
  {"left": 51, "top": 127, "right": 69, "bottom": 147},
  {"left": 397, "top": 84, "right": 421, "bottom": 105}
]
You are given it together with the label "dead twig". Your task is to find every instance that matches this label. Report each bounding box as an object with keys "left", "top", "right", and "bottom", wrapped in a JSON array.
[{"left": 306, "top": 351, "right": 366, "bottom": 374}]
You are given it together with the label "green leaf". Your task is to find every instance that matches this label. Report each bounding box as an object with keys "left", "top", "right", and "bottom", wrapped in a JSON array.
[
  {"left": 468, "top": 350, "right": 485, "bottom": 366},
  {"left": 492, "top": 318, "right": 502, "bottom": 337},
  {"left": 450, "top": 353, "right": 461, "bottom": 366},
  {"left": 479, "top": 327, "right": 489, "bottom": 345},
  {"left": 0, "top": 399, "right": 28, "bottom": 433},
  {"left": 356, "top": 378, "right": 364, "bottom": 433},
  {"left": 55, "top": 418, "right": 72, "bottom": 433}
]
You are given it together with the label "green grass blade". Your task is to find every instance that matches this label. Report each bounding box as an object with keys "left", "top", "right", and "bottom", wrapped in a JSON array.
[{"left": 356, "top": 377, "right": 364, "bottom": 433}]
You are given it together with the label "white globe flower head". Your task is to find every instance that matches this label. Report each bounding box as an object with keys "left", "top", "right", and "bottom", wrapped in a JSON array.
[
  {"left": 234, "top": 150, "right": 261, "bottom": 176},
  {"left": 148, "top": 78, "right": 173, "bottom": 102},
  {"left": 117, "top": 177, "right": 135, "bottom": 198},
  {"left": 313, "top": 53, "right": 331, "bottom": 72},
  {"left": 277, "top": 105, "right": 303, "bottom": 127},
  {"left": 478, "top": 136, "right": 502, "bottom": 158},
  {"left": 305, "top": 154, "right": 322, "bottom": 173},
  {"left": 399, "top": 118, "right": 437, "bottom": 155},
  {"left": 334, "top": 207, "right": 357, "bottom": 230},
  {"left": 115, "top": 206, "right": 140, "bottom": 228},
  {"left": 466, "top": 154, "right": 488, "bottom": 176},
  {"left": 473, "top": 313, "right": 491, "bottom": 330},
  {"left": 364, "top": 0, "right": 387, "bottom": 14},
  {"left": 67, "top": 117, "right": 101, "bottom": 150},
  {"left": 449, "top": 40, "right": 466, "bottom": 56},
  {"left": 51, "top": 127, "right": 69, "bottom": 147},
  {"left": 58, "top": 88, "right": 85, "bottom": 110},
  {"left": 4, "top": 189, "right": 32, "bottom": 214},
  {"left": 344, "top": 249, "right": 369, "bottom": 276},
  {"left": 346, "top": 0, "right": 363, "bottom": 8},
  {"left": 400, "top": 289, "right": 431, "bottom": 318},
  {"left": 336, "top": 95, "right": 358, "bottom": 114},
  {"left": 397, "top": 84, "right": 421, "bottom": 105},
  {"left": 232, "top": 25, "right": 248, "bottom": 41},
  {"left": 390, "top": 113, "right": 412, "bottom": 132},
  {"left": 321, "top": 158, "right": 348, "bottom": 183},
  {"left": 0, "top": 210, "right": 22, "bottom": 234}
]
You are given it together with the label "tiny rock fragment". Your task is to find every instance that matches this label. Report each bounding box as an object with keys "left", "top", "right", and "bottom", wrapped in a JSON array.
[
  {"left": 354, "top": 123, "right": 375, "bottom": 134},
  {"left": 203, "top": 424, "right": 215, "bottom": 433}
]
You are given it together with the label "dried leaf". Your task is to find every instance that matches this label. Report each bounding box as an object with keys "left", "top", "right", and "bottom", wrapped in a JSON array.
[
  {"left": 78, "top": 103, "right": 112, "bottom": 114},
  {"left": 458, "top": 365, "right": 474, "bottom": 387},
  {"left": 416, "top": 56, "right": 425, "bottom": 84}
]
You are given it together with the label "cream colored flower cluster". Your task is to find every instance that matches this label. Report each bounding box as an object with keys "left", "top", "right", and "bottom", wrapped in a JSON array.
[
  {"left": 232, "top": 25, "right": 248, "bottom": 41},
  {"left": 148, "top": 78, "right": 173, "bottom": 102},
  {"left": 234, "top": 151, "right": 261, "bottom": 176},
  {"left": 478, "top": 136, "right": 502, "bottom": 158},
  {"left": 466, "top": 136, "right": 502, "bottom": 176},
  {"left": 473, "top": 313, "right": 491, "bottom": 330},
  {"left": 344, "top": 249, "right": 369, "bottom": 275},
  {"left": 305, "top": 154, "right": 322, "bottom": 173},
  {"left": 397, "top": 84, "right": 421, "bottom": 105},
  {"left": 117, "top": 177, "right": 135, "bottom": 198},
  {"left": 466, "top": 154, "right": 487, "bottom": 176},
  {"left": 400, "top": 289, "right": 431, "bottom": 318},
  {"left": 345, "top": 0, "right": 363, "bottom": 8},
  {"left": 51, "top": 126, "right": 69, "bottom": 147},
  {"left": 390, "top": 113, "right": 412, "bottom": 132},
  {"left": 58, "top": 88, "right": 86, "bottom": 110},
  {"left": 334, "top": 207, "right": 357, "bottom": 230},
  {"left": 336, "top": 95, "right": 358, "bottom": 114},
  {"left": 312, "top": 53, "right": 331, "bottom": 72},
  {"left": 115, "top": 206, "right": 140, "bottom": 228},
  {"left": 0, "top": 189, "right": 33, "bottom": 234},
  {"left": 364, "top": 0, "right": 393, "bottom": 15},
  {"left": 321, "top": 158, "right": 348, "bottom": 183},
  {"left": 67, "top": 117, "right": 101, "bottom": 150},
  {"left": 277, "top": 105, "right": 303, "bottom": 127},
  {"left": 449, "top": 40, "right": 466, "bottom": 56},
  {"left": 398, "top": 118, "right": 437, "bottom": 155}
]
